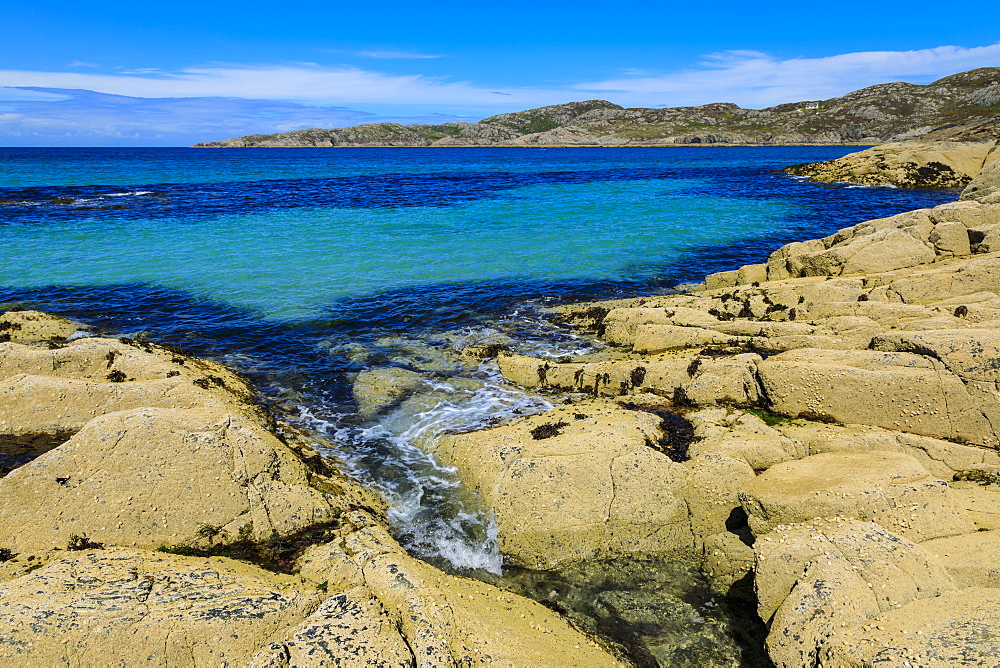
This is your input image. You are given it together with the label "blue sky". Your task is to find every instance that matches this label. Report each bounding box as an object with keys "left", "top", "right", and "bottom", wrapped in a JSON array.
[{"left": 2, "top": 0, "right": 999, "bottom": 146}]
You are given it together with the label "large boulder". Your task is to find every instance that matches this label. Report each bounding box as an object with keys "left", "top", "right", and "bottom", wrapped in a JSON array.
[
  {"left": 430, "top": 402, "right": 694, "bottom": 568},
  {"left": 739, "top": 451, "right": 975, "bottom": 542},
  {"left": 0, "top": 407, "right": 346, "bottom": 551},
  {"left": 962, "top": 153, "right": 1000, "bottom": 203},
  {"left": 754, "top": 519, "right": 955, "bottom": 668}
]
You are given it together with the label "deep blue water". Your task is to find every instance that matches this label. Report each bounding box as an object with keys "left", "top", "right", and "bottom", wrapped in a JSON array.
[{"left": 0, "top": 146, "right": 959, "bottom": 570}]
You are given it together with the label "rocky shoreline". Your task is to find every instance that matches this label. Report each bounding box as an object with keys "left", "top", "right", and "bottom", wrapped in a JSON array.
[{"left": 3, "top": 140, "right": 1000, "bottom": 665}]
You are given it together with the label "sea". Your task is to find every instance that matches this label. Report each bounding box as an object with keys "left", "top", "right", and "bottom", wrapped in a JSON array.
[{"left": 0, "top": 146, "right": 959, "bottom": 663}]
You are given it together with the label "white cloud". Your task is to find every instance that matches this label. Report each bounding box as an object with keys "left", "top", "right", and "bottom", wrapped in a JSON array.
[
  {"left": 0, "top": 63, "right": 550, "bottom": 108},
  {"left": 355, "top": 50, "right": 443, "bottom": 59},
  {"left": 574, "top": 43, "right": 1000, "bottom": 108}
]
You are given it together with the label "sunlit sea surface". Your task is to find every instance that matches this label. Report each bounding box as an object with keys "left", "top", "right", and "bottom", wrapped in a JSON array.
[{"left": 0, "top": 146, "right": 958, "bottom": 572}]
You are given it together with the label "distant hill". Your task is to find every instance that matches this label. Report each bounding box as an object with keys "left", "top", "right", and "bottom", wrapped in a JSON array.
[{"left": 192, "top": 68, "right": 1000, "bottom": 148}]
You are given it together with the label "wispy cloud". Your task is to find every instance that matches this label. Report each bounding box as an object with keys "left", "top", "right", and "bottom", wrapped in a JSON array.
[
  {"left": 0, "top": 63, "right": 542, "bottom": 107},
  {"left": 0, "top": 88, "right": 477, "bottom": 146},
  {"left": 574, "top": 43, "right": 1000, "bottom": 108},
  {"left": 355, "top": 49, "right": 443, "bottom": 59}
]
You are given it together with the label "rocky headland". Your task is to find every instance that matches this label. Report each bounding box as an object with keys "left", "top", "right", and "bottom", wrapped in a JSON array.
[
  {"left": 6, "top": 136, "right": 1000, "bottom": 666},
  {"left": 193, "top": 68, "right": 1000, "bottom": 148}
]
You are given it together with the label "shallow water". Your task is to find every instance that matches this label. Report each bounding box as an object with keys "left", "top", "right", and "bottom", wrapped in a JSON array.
[{"left": 0, "top": 146, "right": 959, "bottom": 662}]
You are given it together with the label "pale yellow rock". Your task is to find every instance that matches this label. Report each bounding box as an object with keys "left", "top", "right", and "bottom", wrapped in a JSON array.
[
  {"left": 949, "top": 480, "right": 1000, "bottom": 530},
  {"left": 603, "top": 306, "right": 721, "bottom": 344},
  {"left": 757, "top": 348, "right": 995, "bottom": 445},
  {"left": 632, "top": 323, "right": 740, "bottom": 353},
  {"left": 0, "top": 549, "right": 321, "bottom": 666},
  {"left": 311, "top": 516, "right": 624, "bottom": 667},
  {"left": 683, "top": 453, "right": 756, "bottom": 539},
  {"left": 250, "top": 586, "right": 415, "bottom": 667},
  {"left": 755, "top": 519, "right": 955, "bottom": 668},
  {"left": 776, "top": 420, "right": 1000, "bottom": 479},
  {"left": 0, "top": 309, "right": 86, "bottom": 344},
  {"left": 0, "top": 337, "right": 255, "bottom": 405},
  {"left": 0, "top": 407, "right": 344, "bottom": 551},
  {"left": 687, "top": 408, "right": 805, "bottom": 471},
  {"left": 962, "top": 153, "right": 1000, "bottom": 203},
  {"left": 819, "top": 588, "right": 1000, "bottom": 667},
  {"left": 739, "top": 451, "right": 975, "bottom": 541},
  {"left": 787, "top": 140, "right": 997, "bottom": 188},
  {"left": 432, "top": 402, "right": 694, "bottom": 568},
  {"left": 679, "top": 354, "right": 763, "bottom": 406},
  {"left": 0, "top": 373, "right": 232, "bottom": 439},
  {"left": 922, "top": 529, "right": 1000, "bottom": 587}
]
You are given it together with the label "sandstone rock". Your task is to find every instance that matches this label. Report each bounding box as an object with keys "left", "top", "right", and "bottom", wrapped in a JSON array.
[
  {"left": 297, "top": 514, "right": 623, "bottom": 666},
  {"left": 739, "top": 451, "right": 975, "bottom": 541},
  {"left": 755, "top": 520, "right": 956, "bottom": 668},
  {"left": 250, "top": 587, "right": 414, "bottom": 667},
  {"left": 776, "top": 420, "right": 1000, "bottom": 479},
  {"left": 819, "top": 588, "right": 1000, "bottom": 666},
  {"left": 0, "top": 407, "right": 345, "bottom": 552},
  {"left": 757, "top": 348, "right": 995, "bottom": 445},
  {"left": 783, "top": 141, "right": 997, "bottom": 188},
  {"left": 431, "top": 402, "right": 694, "bottom": 568},
  {"left": 497, "top": 352, "right": 691, "bottom": 398},
  {"left": 700, "top": 531, "right": 755, "bottom": 594},
  {"left": 687, "top": 409, "right": 805, "bottom": 471},
  {"left": 962, "top": 153, "right": 1000, "bottom": 203},
  {"left": 679, "top": 354, "right": 763, "bottom": 407},
  {"left": 352, "top": 366, "right": 427, "bottom": 415},
  {"left": 632, "top": 324, "right": 740, "bottom": 353},
  {"left": 683, "top": 453, "right": 757, "bottom": 539},
  {"left": 949, "top": 480, "right": 1000, "bottom": 530},
  {"left": 0, "top": 338, "right": 255, "bottom": 405},
  {"left": 922, "top": 529, "right": 1000, "bottom": 587},
  {"left": 0, "top": 373, "right": 231, "bottom": 443},
  {"left": 0, "top": 309, "right": 86, "bottom": 344},
  {"left": 0, "top": 549, "right": 321, "bottom": 666}
]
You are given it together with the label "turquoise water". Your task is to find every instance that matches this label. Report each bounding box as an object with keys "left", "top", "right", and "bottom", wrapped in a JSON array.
[{"left": 0, "top": 146, "right": 959, "bottom": 575}]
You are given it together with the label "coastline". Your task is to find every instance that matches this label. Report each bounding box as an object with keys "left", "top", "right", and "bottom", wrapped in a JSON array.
[{"left": 2, "top": 141, "right": 999, "bottom": 665}]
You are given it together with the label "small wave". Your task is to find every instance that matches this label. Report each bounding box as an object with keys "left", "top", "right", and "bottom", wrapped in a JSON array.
[{"left": 104, "top": 190, "right": 154, "bottom": 197}]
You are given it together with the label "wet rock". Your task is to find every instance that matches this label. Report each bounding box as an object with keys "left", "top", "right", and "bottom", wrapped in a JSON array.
[
  {"left": 739, "top": 451, "right": 975, "bottom": 541},
  {"left": 352, "top": 366, "right": 427, "bottom": 415},
  {"left": 298, "top": 514, "right": 623, "bottom": 666}
]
